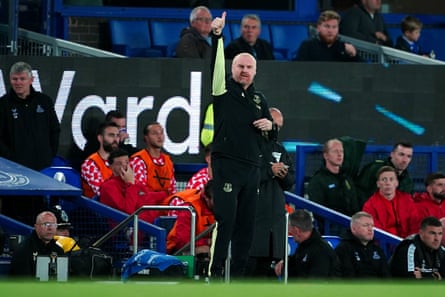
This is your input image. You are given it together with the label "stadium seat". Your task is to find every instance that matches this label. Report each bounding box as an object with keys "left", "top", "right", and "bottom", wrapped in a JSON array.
[
  {"left": 269, "top": 24, "right": 309, "bottom": 60},
  {"left": 109, "top": 20, "right": 164, "bottom": 57},
  {"left": 322, "top": 235, "right": 341, "bottom": 249},
  {"left": 40, "top": 166, "right": 81, "bottom": 189},
  {"left": 149, "top": 20, "right": 188, "bottom": 57},
  {"left": 288, "top": 235, "right": 297, "bottom": 255},
  {"left": 51, "top": 155, "right": 71, "bottom": 167},
  {"left": 154, "top": 216, "right": 177, "bottom": 233}
]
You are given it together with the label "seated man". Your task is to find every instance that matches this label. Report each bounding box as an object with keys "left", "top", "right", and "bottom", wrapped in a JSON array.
[
  {"left": 185, "top": 143, "right": 212, "bottom": 191},
  {"left": 166, "top": 180, "right": 215, "bottom": 255},
  {"left": 130, "top": 122, "right": 176, "bottom": 195},
  {"left": 225, "top": 14, "right": 274, "bottom": 60},
  {"left": 363, "top": 166, "right": 420, "bottom": 238},
  {"left": 335, "top": 211, "right": 390, "bottom": 278},
  {"left": 390, "top": 216, "right": 445, "bottom": 279},
  {"left": 274, "top": 209, "right": 341, "bottom": 278},
  {"left": 100, "top": 149, "right": 168, "bottom": 224},
  {"left": 294, "top": 10, "right": 359, "bottom": 62},
  {"left": 413, "top": 173, "right": 445, "bottom": 220},
  {"left": 10, "top": 211, "right": 65, "bottom": 277},
  {"left": 176, "top": 6, "right": 212, "bottom": 58},
  {"left": 81, "top": 121, "right": 119, "bottom": 198}
]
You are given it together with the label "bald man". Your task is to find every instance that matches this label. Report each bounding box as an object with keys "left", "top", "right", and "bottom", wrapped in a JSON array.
[{"left": 209, "top": 12, "right": 278, "bottom": 279}]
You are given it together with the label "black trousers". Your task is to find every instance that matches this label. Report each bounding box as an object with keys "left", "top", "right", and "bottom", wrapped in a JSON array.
[{"left": 210, "top": 157, "right": 260, "bottom": 277}]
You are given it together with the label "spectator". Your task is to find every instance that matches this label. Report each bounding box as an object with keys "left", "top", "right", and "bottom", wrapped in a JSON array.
[
  {"left": 81, "top": 121, "right": 119, "bottom": 198},
  {"left": 167, "top": 180, "right": 215, "bottom": 255},
  {"left": 209, "top": 12, "right": 277, "bottom": 278},
  {"left": 225, "top": 14, "right": 274, "bottom": 60},
  {"left": 355, "top": 141, "right": 414, "bottom": 207},
  {"left": 0, "top": 61, "right": 60, "bottom": 171},
  {"left": 130, "top": 122, "right": 176, "bottom": 195},
  {"left": 176, "top": 6, "right": 212, "bottom": 58},
  {"left": 247, "top": 107, "right": 295, "bottom": 277},
  {"left": 390, "top": 216, "right": 445, "bottom": 279},
  {"left": 307, "top": 138, "right": 359, "bottom": 217},
  {"left": 340, "top": 0, "right": 393, "bottom": 47},
  {"left": 335, "top": 211, "right": 390, "bottom": 278},
  {"left": 294, "top": 10, "right": 359, "bottom": 62},
  {"left": 413, "top": 173, "right": 445, "bottom": 220},
  {"left": 274, "top": 209, "right": 341, "bottom": 278},
  {"left": 395, "top": 15, "right": 429, "bottom": 56},
  {"left": 10, "top": 211, "right": 65, "bottom": 277},
  {"left": 100, "top": 149, "right": 167, "bottom": 224},
  {"left": 362, "top": 166, "right": 419, "bottom": 238},
  {"left": 186, "top": 143, "right": 212, "bottom": 191}
]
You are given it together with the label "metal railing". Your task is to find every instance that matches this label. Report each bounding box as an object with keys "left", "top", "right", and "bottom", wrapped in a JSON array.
[{"left": 0, "top": 24, "right": 124, "bottom": 57}]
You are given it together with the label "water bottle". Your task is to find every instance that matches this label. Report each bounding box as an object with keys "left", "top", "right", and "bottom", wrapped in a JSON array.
[
  {"left": 53, "top": 172, "right": 66, "bottom": 183},
  {"left": 119, "top": 128, "right": 131, "bottom": 145},
  {"left": 430, "top": 50, "right": 436, "bottom": 59}
]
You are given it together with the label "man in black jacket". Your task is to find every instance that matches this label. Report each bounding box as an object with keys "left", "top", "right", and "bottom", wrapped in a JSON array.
[
  {"left": 209, "top": 12, "right": 277, "bottom": 279},
  {"left": 10, "top": 211, "right": 65, "bottom": 277},
  {"left": 335, "top": 211, "right": 390, "bottom": 278},
  {"left": 225, "top": 14, "right": 274, "bottom": 60},
  {"left": 274, "top": 209, "right": 341, "bottom": 278},
  {"left": 294, "top": 10, "right": 359, "bottom": 62},
  {"left": 390, "top": 216, "right": 445, "bottom": 280},
  {"left": 340, "top": 0, "right": 393, "bottom": 47}
]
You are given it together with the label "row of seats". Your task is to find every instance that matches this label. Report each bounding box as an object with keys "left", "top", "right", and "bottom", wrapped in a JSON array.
[{"left": 109, "top": 19, "right": 310, "bottom": 60}]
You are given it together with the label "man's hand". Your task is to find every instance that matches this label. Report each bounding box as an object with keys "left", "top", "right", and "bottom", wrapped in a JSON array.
[
  {"left": 120, "top": 166, "right": 135, "bottom": 184},
  {"left": 375, "top": 31, "right": 388, "bottom": 42},
  {"left": 253, "top": 118, "right": 273, "bottom": 131},
  {"left": 271, "top": 162, "right": 289, "bottom": 179},
  {"left": 274, "top": 260, "right": 284, "bottom": 276},
  {"left": 211, "top": 11, "right": 226, "bottom": 36},
  {"left": 344, "top": 43, "right": 357, "bottom": 57}
]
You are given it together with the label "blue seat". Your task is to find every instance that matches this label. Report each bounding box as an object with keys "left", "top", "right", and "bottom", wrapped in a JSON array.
[
  {"left": 149, "top": 20, "right": 188, "bottom": 57},
  {"left": 229, "top": 22, "right": 271, "bottom": 43},
  {"left": 40, "top": 166, "right": 81, "bottom": 189},
  {"left": 288, "top": 235, "right": 298, "bottom": 255},
  {"left": 109, "top": 20, "right": 164, "bottom": 57},
  {"left": 322, "top": 235, "right": 341, "bottom": 249},
  {"left": 154, "top": 216, "right": 177, "bottom": 234},
  {"left": 51, "top": 155, "right": 71, "bottom": 167},
  {"left": 270, "top": 24, "right": 309, "bottom": 60}
]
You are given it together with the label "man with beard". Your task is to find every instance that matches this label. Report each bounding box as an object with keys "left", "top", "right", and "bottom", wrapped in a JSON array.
[
  {"left": 81, "top": 121, "right": 119, "bottom": 198},
  {"left": 390, "top": 216, "right": 445, "bottom": 279},
  {"left": 355, "top": 141, "right": 414, "bottom": 207},
  {"left": 413, "top": 173, "right": 445, "bottom": 220},
  {"left": 294, "top": 10, "right": 359, "bottom": 62},
  {"left": 130, "top": 122, "right": 176, "bottom": 195}
]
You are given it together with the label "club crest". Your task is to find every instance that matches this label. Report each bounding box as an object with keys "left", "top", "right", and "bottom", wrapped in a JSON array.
[{"left": 223, "top": 183, "right": 232, "bottom": 193}]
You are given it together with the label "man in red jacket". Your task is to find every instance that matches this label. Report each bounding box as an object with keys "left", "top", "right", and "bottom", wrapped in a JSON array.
[
  {"left": 363, "top": 166, "right": 420, "bottom": 238},
  {"left": 413, "top": 173, "right": 445, "bottom": 220},
  {"left": 100, "top": 148, "right": 167, "bottom": 224}
]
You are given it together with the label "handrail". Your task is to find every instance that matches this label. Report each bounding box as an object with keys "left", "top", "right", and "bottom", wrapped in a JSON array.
[{"left": 131, "top": 205, "right": 196, "bottom": 256}]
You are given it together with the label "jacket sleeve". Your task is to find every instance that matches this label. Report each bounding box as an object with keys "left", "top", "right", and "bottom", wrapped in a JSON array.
[
  {"left": 334, "top": 243, "right": 356, "bottom": 277},
  {"left": 173, "top": 207, "right": 192, "bottom": 250},
  {"left": 100, "top": 180, "right": 139, "bottom": 214},
  {"left": 278, "top": 148, "right": 295, "bottom": 191},
  {"left": 176, "top": 34, "right": 201, "bottom": 58},
  {"left": 211, "top": 34, "right": 226, "bottom": 96},
  {"left": 307, "top": 174, "right": 326, "bottom": 205}
]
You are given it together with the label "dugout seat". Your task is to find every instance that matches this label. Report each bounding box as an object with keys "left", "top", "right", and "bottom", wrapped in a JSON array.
[{"left": 270, "top": 24, "right": 309, "bottom": 60}]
